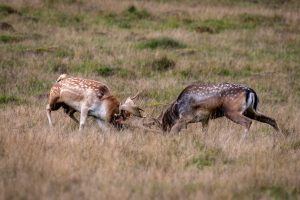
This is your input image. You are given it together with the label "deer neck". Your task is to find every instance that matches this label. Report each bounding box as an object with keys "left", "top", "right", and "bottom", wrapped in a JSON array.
[
  {"left": 101, "top": 95, "right": 120, "bottom": 122},
  {"left": 161, "top": 102, "right": 180, "bottom": 132}
]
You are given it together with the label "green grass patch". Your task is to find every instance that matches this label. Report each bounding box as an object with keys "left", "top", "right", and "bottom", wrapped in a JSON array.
[
  {"left": 28, "top": 79, "right": 51, "bottom": 96},
  {"left": 260, "top": 186, "right": 291, "bottom": 200},
  {"left": 255, "top": 84, "right": 288, "bottom": 104},
  {"left": 104, "top": 5, "right": 151, "bottom": 29},
  {"left": 281, "top": 140, "right": 300, "bottom": 151},
  {"left": 44, "top": 0, "right": 80, "bottom": 5},
  {"left": 102, "top": 8, "right": 196, "bottom": 30},
  {"left": 102, "top": 10, "right": 286, "bottom": 32},
  {"left": 22, "top": 8, "right": 84, "bottom": 27},
  {"left": 194, "top": 18, "right": 240, "bottom": 33},
  {"left": 229, "top": 0, "right": 294, "bottom": 8},
  {"left": 144, "top": 87, "right": 182, "bottom": 103},
  {"left": 73, "top": 62, "right": 133, "bottom": 77},
  {"left": 214, "top": 65, "right": 260, "bottom": 77},
  {"left": 176, "top": 67, "right": 203, "bottom": 79},
  {"left": 234, "top": 185, "right": 298, "bottom": 200},
  {"left": 239, "top": 13, "right": 286, "bottom": 28},
  {"left": 0, "top": 35, "right": 23, "bottom": 43},
  {"left": 138, "top": 56, "right": 176, "bottom": 76},
  {"left": 189, "top": 153, "right": 217, "bottom": 169},
  {"left": 4, "top": 44, "right": 28, "bottom": 54},
  {"left": 49, "top": 60, "right": 69, "bottom": 73},
  {"left": 95, "top": 66, "right": 114, "bottom": 77},
  {"left": 24, "top": 46, "right": 73, "bottom": 58},
  {"left": 104, "top": 13, "right": 131, "bottom": 29},
  {"left": 55, "top": 12, "right": 83, "bottom": 27},
  {"left": 187, "top": 0, "right": 292, "bottom": 7},
  {"left": 193, "top": 14, "right": 286, "bottom": 33},
  {"left": 126, "top": 5, "right": 150, "bottom": 19},
  {"left": 0, "top": 95, "right": 19, "bottom": 105},
  {"left": 0, "top": 4, "right": 20, "bottom": 15},
  {"left": 55, "top": 47, "right": 74, "bottom": 58},
  {"left": 74, "top": 61, "right": 102, "bottom": 75},
  {"left": 216, "top": 68, "right": 235, "bottom": 76},
  {"left": 151, "top": 56, "right": 176, "bottom": 71},
  {"left": 162, "top": 15, "right": 194, "bottom": 29},
  {"left": 138, "top": 37, "right": 186, "bottom": 49},
  {"left": 278, "top": 43, "right": 300, "bottom": 63},
  {"left": 185, "top": 141, "right": 233, "bottom": 169},
  {"left": 179, "top": 69, "right": 193, "bottom": 78},
  {"left": 101, "top": 7, "right": 286, "bottom": 32},
  {"left": 182, "top": 182, "right": 204, "bottom": 194},
  {"left": 115, "top": 68, "right": 136, "bottom": 79}
]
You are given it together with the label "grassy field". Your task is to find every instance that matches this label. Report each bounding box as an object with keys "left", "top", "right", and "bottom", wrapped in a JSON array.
[{"left": 0, "top": 0, "right": 300, "bottom": 199}]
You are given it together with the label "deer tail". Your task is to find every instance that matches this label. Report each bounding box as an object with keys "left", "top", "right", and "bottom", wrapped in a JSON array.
[
  {"left": 246, "top": 89, "right": 259, "bottom": 111},
  {"left": 56, "top": 74, "right": 67, "bottom": 82}
]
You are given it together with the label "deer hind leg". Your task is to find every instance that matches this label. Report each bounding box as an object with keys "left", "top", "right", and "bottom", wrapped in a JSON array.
[
  {"left": 225, "top": 111, "right": 252, "bottom": 139},
  {"left": 68, "top": 110, "right": 79, "bottom": 124},
  {"left": 243, "top": 109, "right": 279, "bottom": 131},
  {"left": 62, "top": 105, "right": 79, "bottom": 124}
]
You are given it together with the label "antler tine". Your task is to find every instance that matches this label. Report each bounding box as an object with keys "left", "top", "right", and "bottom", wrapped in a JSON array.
[{"left": 131, "top": 90, "right": 143, "bottom": 100}]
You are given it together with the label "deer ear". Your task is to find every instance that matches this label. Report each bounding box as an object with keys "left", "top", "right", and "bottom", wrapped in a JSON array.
[{"left": 120, "top": 97, "right": 144, "bottom": 118}]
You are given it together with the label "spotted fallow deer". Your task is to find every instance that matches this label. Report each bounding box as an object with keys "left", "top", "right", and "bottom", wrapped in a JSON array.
[
  {"left": 46, "top": 74, "right": 144, "bottom": 131},
  {"left": 145, "top": 83, "right": 279, "bottom": 136}
]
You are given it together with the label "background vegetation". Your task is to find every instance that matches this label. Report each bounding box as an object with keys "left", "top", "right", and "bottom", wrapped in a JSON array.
[{"left": 0, "top": 0, "right": 299, "bottom": 199}]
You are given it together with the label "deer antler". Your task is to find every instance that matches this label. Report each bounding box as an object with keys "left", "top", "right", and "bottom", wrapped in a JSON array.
[
  {"left": 131, "top": 90, "right": 143, "bottom": 100},
  {"left": 121, "top": 117, "right": 163, "bottom": 134}
]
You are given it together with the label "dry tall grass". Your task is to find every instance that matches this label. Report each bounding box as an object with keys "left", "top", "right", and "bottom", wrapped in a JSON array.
[{"left": 0, "top": 0, "right": 300, "bottom": 199}]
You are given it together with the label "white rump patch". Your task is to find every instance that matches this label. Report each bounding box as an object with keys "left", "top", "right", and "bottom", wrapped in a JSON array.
[
  {"left": 246, "top": 92, "right": 255, "bottom": 110},
  {"left": 56, "top": 74, "right": 67, "bottom": 82}
]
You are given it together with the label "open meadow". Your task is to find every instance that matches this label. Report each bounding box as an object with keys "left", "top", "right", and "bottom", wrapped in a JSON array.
[{"left": 0, "top": 0, "right": 300, "bottom": 199}]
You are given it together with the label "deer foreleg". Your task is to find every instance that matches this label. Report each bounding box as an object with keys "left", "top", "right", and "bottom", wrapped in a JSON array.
[
  {"left": 46, "top": 104, "right": 53, "bottom": 127},
  {"left": 201, "top": 118, "right": 209, "bottom": 135},
  {"left": 68, "top": 110, "right": 79, "bottom": 124},
  {"left": 170, "top": 117, "right": 190, "bottom": 134},
  {"left": 79, "top": 107, "right": 89, "bottom": 131},
  {"left": 170, "top": 121, "right": 187, "bottom": 134}
]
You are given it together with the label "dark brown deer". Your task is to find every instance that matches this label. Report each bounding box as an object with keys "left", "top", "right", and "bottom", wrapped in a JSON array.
[
  {"left": 46, "top": 74, "right": 144, "bottom": 131},
  {"left": 144, "top": 83, "right": 279, "bottom": 136}
]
